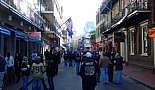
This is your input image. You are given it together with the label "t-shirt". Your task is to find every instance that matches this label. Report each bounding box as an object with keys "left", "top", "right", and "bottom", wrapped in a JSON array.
[{"left": 31, "top": 62, "right": 44, "bottom": 79}]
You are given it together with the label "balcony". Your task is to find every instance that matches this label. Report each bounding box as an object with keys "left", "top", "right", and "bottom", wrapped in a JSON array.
[
  {"left": 41, "top": 0, "right": 54, "bottom": 24},
  {"left": 0, "top": 0, "right": 45, "bottom": 30},
  {"left": 111, "top": 12, "right": 123, "bottom": 26},
  {"left": 126, "top": 0, "right": 150, "bottom": 14},
  {"left": 124, "top": 0, "right": 151, "bottom": 26},
  {"left": 100, "top": 0, "right": 112, "bottom": 14}
]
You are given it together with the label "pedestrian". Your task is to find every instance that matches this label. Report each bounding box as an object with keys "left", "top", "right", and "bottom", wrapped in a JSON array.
[
  {"left": 54, "top": 47, "right": 61, "bottom": 75},
  {"left": 14, "top": 52, "right": 22, "bottom": 83},
  {"left": 92, "top": 51, "right": 100, "bottom": 82},
  {"left": 75, "top": 50, "right": 81, "bottom": 75},
  {"left": 44, "top": 49, "right": 49, "bottom": 61},
  {"left": 46, "top": 49, "right": 57, "bottom": 90},
  {"left": 31, "top": 51, "right": 37, "bottom": 63},
  {"left": 5, "top": 52, "right": 15, "bottom": 85},
  {"left": 80, "top": 52, "right": 100, "bottom": 90},
  {"left": 63, "top": 51, "right": 68, "bottom": 67},
  {"left": 99, "top": 55, "right": 111, "bottom": 84},
  {"left": 113, "top": 52, "right": 124, "bottom": 84},
  {"left": 39, "top": 54, "right": 48, "bottom": 90},
  {"left": 21, "top": 56, "right": 30, "bottom": 90},
  {"left": 31, "top": 56, "right": 45, "bottom": 90},
  {"left": 0, "top": 54, "right": 7, "bottom": 90},
  {"left": 68, "top": 50, "right": 73, "bottom": 67}
]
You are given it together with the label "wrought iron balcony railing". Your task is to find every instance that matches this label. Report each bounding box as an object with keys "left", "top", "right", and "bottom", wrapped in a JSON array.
[
  {"left": 111, "top": 11, "right": 123, "bottom": 26},
  {"left": 126, "top": 0, "right": 150, "bottom": 14}
]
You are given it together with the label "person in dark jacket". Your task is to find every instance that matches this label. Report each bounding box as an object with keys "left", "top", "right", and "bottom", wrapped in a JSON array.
[
  {"left": 113, "top": 52, "right": 124, "bottom": 84},
  {"left": 14, "top": 52, "right": 22, "bottom": 83},
  {"left": 80, "top": 52, "right": 100, "bottom": 90},
  {"left": 21, "top": 56, "right": 30, "bottom": 90},
  {"left": 75, "top": 50, "right": 81, "bottom": 75},
  {"left": 63, "top": 51, "right": 68, "bottom": 67},
  {"left": 46, "top": 49, "right": 57, "bottom": 90},
  {"left": 0, "top": 54, "right": 7, "bottom": 89}
]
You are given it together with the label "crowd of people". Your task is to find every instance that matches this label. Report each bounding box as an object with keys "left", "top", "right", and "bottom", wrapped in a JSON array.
[
  {"left": 0, "top": 46, "right": 125, "bottom": 90},
  {"left": 0, "top": 47, "right": 62, "bottom": 90},
  {"left": 63, "top": 47, "right": 125, "bottom": 90}
]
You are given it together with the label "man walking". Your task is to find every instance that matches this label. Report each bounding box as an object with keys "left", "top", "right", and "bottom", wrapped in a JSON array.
[{"left": 80, "top": 52, "right": 100, "bottom": 90}]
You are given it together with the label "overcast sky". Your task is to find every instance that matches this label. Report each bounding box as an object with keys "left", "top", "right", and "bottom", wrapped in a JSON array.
[{"left": 62, "top": 0, "right": 102, "bottom": 36}]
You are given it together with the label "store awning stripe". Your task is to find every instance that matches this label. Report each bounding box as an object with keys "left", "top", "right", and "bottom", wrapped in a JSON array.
[{"left": 0, "top": 26, "right": 11, "bottom": 35}]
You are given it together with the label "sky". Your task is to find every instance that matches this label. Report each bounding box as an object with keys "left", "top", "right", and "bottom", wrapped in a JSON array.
[{"left": 62, "top": 0, "right": 102, "bottom": 36}]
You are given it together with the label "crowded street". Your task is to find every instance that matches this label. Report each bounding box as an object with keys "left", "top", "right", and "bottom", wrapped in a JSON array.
[
  {"left": 4, "top": 62, "right": 153, "bottom": 90},
  {"left": 1, "top": 0, "right": 155, "bottom": 90}
]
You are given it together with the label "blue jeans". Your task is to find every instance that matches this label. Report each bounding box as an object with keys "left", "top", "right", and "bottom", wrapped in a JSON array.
[
  {"left": 22, "top": 76, "right": 29, "bottom": 90},
  {"left": 64, "top": 60, "right": 68, "bottom": 67},
  {"left": 114, "top": 70, "right": 123, "bottom": 84},
  {"left": 48, "top": 77, "right": 54, "bottom": 90},
  {"left": 76, "top": 62, "right": 80, "bottom": 74},
  {"left": 101, "top": 67, "right": 109, "bottom": 84},
  {"left": 32, "top": 79, "right": 42, "bottom": 90},
  {"left": 0, "top": 72, "right": 5, "bottom": 88}
]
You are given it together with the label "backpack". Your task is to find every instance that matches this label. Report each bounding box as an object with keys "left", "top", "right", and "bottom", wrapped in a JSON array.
[{"left": 0, "top": 56, "right": 6, "bottom": 72}]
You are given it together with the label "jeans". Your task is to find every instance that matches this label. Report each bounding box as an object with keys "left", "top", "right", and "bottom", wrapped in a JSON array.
[
  {"left": 0, "top": 72, "right": 5, "bottom": 88},
  {"left": 48, "top": 77, "right": 54, "bottom": 90},
  {"left": 76, "top": 62, "right": 80, "bottom": 74},
  {"left": 64, "top": 60, "right": 68, "bottom": 67},
  {"left": 114, "top": 70, "right": 123, "bottom": 84},
  {"left": 22, "top": 76, "right": 29, "bottom": 90},
  {"left": 101, "top": 67, "right": 109, "bottom": 84},
  {"left": 32, "top": 79, "right": 42, "bottom": 90}
]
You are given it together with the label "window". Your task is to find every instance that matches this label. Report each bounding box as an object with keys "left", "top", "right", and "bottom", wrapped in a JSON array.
[
  {"left": 129, "top": 27, "right": 135, "bottom": 55},
  {"left": 141, "top": 23, "right": 148, "bottom": 56}
]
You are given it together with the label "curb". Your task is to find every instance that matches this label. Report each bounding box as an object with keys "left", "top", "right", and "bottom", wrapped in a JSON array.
[
  {"left": 124, "top": 73, "right": 155, "bottom": 90},
  {"left": 129, "top": 77, "right": 155, "bottom": 90}
]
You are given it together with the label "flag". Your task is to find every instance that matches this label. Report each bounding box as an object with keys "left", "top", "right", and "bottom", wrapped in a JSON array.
[{"left": 65, "top": 17, "right": 73, "bottom": 38}]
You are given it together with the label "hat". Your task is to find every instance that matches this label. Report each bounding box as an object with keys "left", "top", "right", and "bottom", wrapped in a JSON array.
[{"left": 84, "top": 52, "right": 92, "bottom": 58}]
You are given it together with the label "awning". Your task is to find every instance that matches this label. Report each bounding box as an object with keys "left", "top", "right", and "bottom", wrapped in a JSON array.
[
  {"left": 0, "top": 26, "right": 11, "bottom": 35},
  {"left": 3, "top": 26, "right": 27, "bottom": 39},
  {"left": 103, "top": 15, "right": 127, "bottom": 34}
]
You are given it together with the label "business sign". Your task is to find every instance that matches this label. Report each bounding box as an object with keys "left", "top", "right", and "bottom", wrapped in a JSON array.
[
  {"left": 149, "top": 27, "right": 155, "bottom": 38},
  {"left": 27, "top": 32, "right": 41, "bottom": 41}
]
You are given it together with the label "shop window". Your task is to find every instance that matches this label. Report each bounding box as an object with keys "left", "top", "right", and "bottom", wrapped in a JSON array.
[{"left": 129, "top": 28, "right": 135, "bottom": 55}]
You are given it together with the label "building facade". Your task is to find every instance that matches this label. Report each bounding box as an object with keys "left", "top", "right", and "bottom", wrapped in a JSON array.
[
  {"left": 0, "top": 0, "right": 63, "bottom": 57},
  {"left": 97, "top": 0, "right": 155, "bottom": 71}
]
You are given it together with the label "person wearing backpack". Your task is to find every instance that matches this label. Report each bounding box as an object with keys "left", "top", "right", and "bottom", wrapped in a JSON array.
[
  {"left": 0, "top": 54, "right": 7, "bottom": 90},
  {"left": 79, "top": 52, "right": 100, "bottom": 90},
  {"left": 31, "top": 56, "right": 45, "bottom": 90}
]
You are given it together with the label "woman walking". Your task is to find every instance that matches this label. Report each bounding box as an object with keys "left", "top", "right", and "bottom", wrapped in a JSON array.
[{"left": 99, "top": 55, "right": 111, "bottom": 84}]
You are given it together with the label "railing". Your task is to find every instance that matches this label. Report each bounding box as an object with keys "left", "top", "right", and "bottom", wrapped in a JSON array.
[
  {"left": 104, "top": 21, "right": 111, "bottom": 30},
  {"left": 126, "top": 0, "right": 150, "bottom": 14},
  {"left": 111, "top": 11, "right": 123, "bottom": 26},
  {"left": 0, "top": 0, "right": 46, "bottom": 30}
]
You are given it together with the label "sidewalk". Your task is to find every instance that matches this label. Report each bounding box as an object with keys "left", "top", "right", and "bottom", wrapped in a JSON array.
[{"left": 123, "top": 64, "right": 155, "bottom": 89}]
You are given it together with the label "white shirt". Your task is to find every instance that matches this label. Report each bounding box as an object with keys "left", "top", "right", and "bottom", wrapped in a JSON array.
[{"left": 5, "top": 56, "right": 14, "bottom": 67}]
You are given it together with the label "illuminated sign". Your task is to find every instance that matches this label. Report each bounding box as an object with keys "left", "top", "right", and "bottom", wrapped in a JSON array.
[{"left": 149, "top": 27, "right": 155, "bottom": 38}]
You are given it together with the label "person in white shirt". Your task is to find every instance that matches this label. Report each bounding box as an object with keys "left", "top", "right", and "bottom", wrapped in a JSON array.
[{"left": 5, "top": 52, "right": 15, "bottom": 85}]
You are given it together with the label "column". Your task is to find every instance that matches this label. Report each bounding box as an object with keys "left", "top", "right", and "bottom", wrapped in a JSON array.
[
  {"left": 153, "top": 38, "right": 155, "bottom": 72},
  {"left": 120, "top": 42, "right": 125, "bottom": 58}
]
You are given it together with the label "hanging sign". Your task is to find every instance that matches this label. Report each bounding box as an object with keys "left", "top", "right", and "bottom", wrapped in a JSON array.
[{"left": 149, "top": 27, "right": 155, "bottom": 38}]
